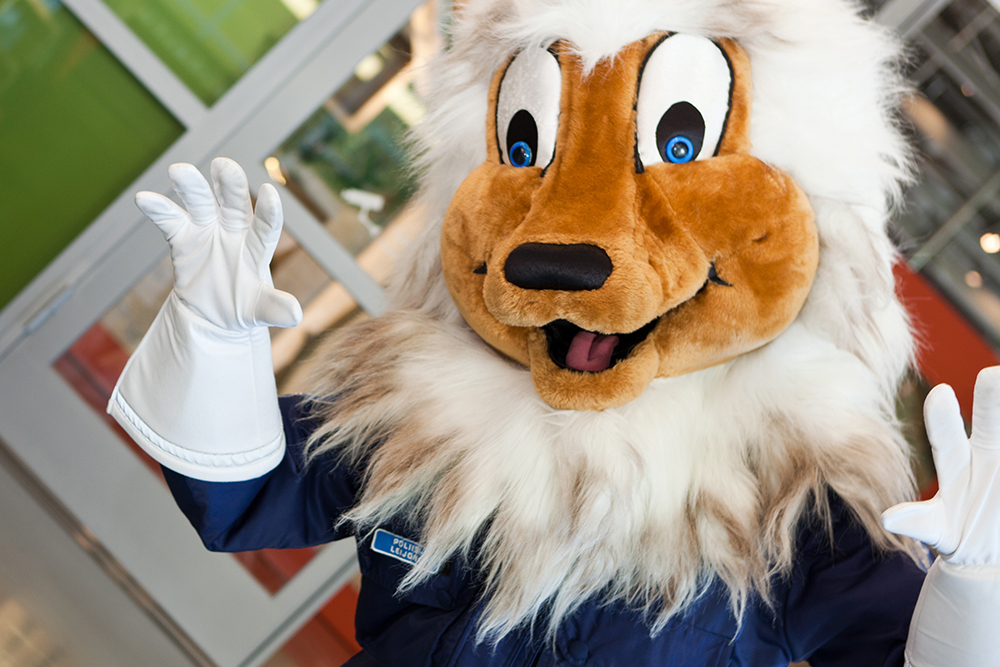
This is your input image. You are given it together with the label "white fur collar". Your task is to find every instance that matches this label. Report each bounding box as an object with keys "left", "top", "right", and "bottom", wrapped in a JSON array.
[{"left": 306, "top": 310, "right": 917, "bottom": 638}]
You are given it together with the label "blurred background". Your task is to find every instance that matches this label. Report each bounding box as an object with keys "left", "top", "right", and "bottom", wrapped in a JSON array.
[{"left": 0, "top": 0, "right": 996, "bottom": 664}]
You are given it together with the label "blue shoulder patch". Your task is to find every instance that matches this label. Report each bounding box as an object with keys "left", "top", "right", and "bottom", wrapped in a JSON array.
[{"left": 371, "top": 528, "right": 425, "bottom": 566}]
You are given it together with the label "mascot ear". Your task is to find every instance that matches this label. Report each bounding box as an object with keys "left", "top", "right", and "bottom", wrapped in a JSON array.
[
  {"left": 496, "top": 46, "right": 562, "bottom": 170},
  {"left": 635, "top": 34, "right": 734, "bottom": 169}
]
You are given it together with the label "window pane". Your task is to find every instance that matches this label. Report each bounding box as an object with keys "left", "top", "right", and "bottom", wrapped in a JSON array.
[
  {"left": 101, "top": 0, "right": 323, "bottom": 105},
  {"left": 264, "top": 3, "right": 441, "bottom": 379},
  {"left": 270, "top": 232, "right": 364, "bottom": 391},
  {"left": 0, "top": 0, "right": 184, "bottom": 309}
]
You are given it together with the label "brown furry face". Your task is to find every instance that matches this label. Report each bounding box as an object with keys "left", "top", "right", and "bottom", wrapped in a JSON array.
[{"left": 441, "top": 34, "right": 819, "bottom": 410}]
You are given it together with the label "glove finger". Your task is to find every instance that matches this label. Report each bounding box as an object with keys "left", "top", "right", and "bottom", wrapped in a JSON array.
[
  {"left": 247, "top": 183, "right": 284, "bottom": 270},
  {"left": 168, "top": 163, "right": 219, "bottom": 226},
  {"left": 881, "top": 499, "right": 945, "bottom": 548},
  {"left": 210, "top": 158, "right": 253, "bottom": 230},
  {"left": 925, "top": 384, "right": 973, "bottom": 489},
  {"left": 972, "top": 366, "right": 1000, "bottom": 448},
  {"left": 135, "top": 191, "right": 189, "bottom": 240},
  {"left": 253, "top": 285, "right": 302, "bottom": 328}
]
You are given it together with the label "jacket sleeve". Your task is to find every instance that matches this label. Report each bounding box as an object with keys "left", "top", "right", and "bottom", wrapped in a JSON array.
[
  {"left": 782, "top": 499, "right": 927, "bottom": 667},
  {"left": 162, "top": 394, "right": 362, "bottom": 551}
]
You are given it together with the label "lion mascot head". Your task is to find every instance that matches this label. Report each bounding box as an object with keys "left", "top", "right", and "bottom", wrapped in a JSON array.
[{"left": 306, "top": 0, "right": 923, "bottom": 639}]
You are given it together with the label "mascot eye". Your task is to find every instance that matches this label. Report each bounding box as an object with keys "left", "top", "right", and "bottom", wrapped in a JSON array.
[
  {"left": 635, "top": 34, "right": 733, "bottom": 170},
  {"left": 496, "top": 46, "right": 561, "bottom": 169}
]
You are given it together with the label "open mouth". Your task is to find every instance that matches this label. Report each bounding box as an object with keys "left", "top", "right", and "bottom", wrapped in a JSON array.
[
  {"left": 543, "top": 318, "right": 661, "bottom": 373},
  {"left": 534, "top": 263, "right": 728, "bottom": 373}
]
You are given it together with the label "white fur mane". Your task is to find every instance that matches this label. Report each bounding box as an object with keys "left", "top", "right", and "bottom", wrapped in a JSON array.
[{"left": 306, "top": 0, "right": 922, "bottom": 641}]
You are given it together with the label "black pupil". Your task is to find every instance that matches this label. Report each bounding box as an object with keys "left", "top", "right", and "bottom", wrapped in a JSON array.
[
  {"left": 506, "top": 109, "right": 538, "bottom": 167},
  {"left": 656, "top": 102, "right": 706, "bottom": 162},
  {"left": 511, "top": 144, "right": 530, "bottom": 165}
]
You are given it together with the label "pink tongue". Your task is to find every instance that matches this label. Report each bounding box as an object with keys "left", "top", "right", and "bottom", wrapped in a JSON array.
[{"left": 565, "top": 331, "right": 620, "bottom": 372}]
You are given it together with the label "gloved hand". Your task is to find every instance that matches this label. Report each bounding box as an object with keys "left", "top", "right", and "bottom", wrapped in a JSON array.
[
  {"left": 139, "top": 159, "right": 301, "bottom": 334},
  {"left": 882, "top": 367, "right": 1000, "bottom": 666},
  {"left": 108, "top": 158, "right": 302, "bottom": 482}
]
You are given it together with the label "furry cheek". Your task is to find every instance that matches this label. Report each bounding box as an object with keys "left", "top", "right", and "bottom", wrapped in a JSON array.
[{"left": 641, "top": 158, "right": 819, "bottom": 378}]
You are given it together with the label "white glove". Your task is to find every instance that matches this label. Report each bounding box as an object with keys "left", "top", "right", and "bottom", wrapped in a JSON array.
[
  {"left": 882, "top": 367, "right": 1000, "bottom": 666},
  {"left": 107, "top": 158, "right": 302, "bottom": 482}
]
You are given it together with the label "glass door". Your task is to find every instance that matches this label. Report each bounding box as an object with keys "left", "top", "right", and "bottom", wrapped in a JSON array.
[{"left": 0, "top": 0, "right": 437, "bottom": 665}]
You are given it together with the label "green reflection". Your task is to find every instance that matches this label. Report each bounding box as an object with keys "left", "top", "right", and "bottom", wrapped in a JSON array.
[
  {"left": 0, "top": 1, "right": 183, "bottom": 309},
  {"left": 278, "top": 103, "right": 418, "bottom": 255},
  {"left": 102, "top": 0, "right": 315, "bottom": 105}
]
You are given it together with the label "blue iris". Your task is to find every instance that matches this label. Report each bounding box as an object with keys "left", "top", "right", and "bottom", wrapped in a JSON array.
[
  {"left": 509, "top": 141, "right": 533, "bottom": 168},
  {"left": 665, "top": 136, "right": 695, "bottom": 164}
]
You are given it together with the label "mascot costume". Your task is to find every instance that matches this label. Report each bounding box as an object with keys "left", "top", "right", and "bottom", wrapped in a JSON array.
[{"left": 106, "top": 0, "right": 1000, "bottom": 664}]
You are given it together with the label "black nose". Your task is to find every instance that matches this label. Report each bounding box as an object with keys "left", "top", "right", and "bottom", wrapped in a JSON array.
[{"left": 504, "top": 243, "right": 613, "bottom": 291}]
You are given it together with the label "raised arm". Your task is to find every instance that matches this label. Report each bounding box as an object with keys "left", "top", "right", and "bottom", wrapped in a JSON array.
[
  {"left": 107, "top": 158, "right": 301, "bottom": 482},
  {"left": 882, "top": 367, "right": 1000, "bottom": 666},
  {"left": 162, "top": 395, "right": 361, "bottom": 551}
]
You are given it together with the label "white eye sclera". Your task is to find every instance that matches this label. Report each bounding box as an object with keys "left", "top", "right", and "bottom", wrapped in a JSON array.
[
  {"left": 496, "top": 46, "right": 562, "bottom": 169},
  {"left": 635, "top": 34, "right": 733, "bottom": 169}
]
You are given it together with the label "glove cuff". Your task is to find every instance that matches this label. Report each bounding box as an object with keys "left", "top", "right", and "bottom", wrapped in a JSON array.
[
  {"left": 905, "top": 558, "right": 1000, "bottom": 667},
  {"left": 107, "top": 291, "right": 285, "bottom": 482}
]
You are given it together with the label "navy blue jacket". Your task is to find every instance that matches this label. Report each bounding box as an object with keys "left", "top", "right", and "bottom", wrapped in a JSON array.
[{"left": 162, "top": 396, "right": 926, "bottom": 666}]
